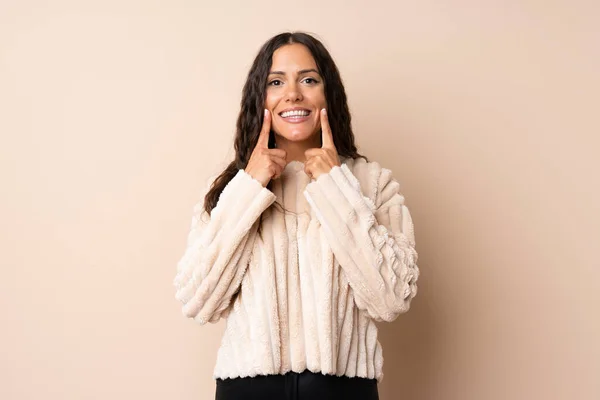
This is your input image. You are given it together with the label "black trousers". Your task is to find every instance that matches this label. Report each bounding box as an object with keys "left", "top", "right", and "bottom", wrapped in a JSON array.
[{"left": 215, "top": 369, "right": 379, "bottom": 400}]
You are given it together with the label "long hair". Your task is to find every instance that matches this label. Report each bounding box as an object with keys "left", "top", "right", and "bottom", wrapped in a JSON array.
[{"left": 203, "top": 31, "right": 368, "bottom": 218}]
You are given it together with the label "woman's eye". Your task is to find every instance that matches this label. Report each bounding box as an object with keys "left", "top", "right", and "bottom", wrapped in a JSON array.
[
  {"left": 268, "top": 79, "right": 282, "bottom": 86},
  {"left": 303, "top": 78, "right": 318, "bottom": 84}
]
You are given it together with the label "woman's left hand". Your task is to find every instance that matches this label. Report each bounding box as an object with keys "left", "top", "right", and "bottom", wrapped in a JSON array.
[{"left": 304, "top": 108, "right": 341, "bottom": 180}]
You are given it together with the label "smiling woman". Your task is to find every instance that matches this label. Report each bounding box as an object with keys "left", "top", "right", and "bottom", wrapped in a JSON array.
[
  {"left": 265, "top": 44, "right": 326, "bottom": 154},
  {"left": 173, "top": 31, "right": 420, "bottom": 400}
]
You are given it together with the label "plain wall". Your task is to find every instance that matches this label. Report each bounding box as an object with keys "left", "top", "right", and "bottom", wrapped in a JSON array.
[{"left": 1, "top": 1, "right": 598, "bottom": 399}]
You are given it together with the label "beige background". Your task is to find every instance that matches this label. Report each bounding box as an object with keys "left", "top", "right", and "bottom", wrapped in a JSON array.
[{"left": 1, "top": 1, "right": 598, "bottom": 399}]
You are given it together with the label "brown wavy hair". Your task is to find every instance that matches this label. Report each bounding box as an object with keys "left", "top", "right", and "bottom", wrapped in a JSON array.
[{"left": 203, "top": 31, "right": 368, "bottom": 220}]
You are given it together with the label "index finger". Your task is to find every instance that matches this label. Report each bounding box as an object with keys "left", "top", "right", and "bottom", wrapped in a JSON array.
[
  {"left": 320, "top": 108, "right": 334, "bottom": 148},
  {"left": 257, "top": 109, "right": 271, "bottom": 148}
]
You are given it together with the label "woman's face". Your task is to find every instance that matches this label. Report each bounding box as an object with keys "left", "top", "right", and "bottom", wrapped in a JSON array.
[{"left": 265, "top": 43, "right": 326, "bottom": 143}]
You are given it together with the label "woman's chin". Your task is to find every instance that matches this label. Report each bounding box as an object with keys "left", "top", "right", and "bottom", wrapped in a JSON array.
[{"left": 275, "top": 128, "right": 316, "bottom": 142}]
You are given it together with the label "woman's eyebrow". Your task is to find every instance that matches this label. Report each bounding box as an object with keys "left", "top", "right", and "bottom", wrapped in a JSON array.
[{"left": 268, "top": 68, "right": 321, "bottom": 76}]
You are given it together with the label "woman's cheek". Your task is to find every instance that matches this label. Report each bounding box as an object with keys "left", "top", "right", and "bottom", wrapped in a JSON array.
[{"left": 271, "top": 118, "right": 282, "bottom": 135}]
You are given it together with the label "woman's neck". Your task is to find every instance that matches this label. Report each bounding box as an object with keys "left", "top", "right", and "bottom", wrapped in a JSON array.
[{"left": 274, "top": 133, "right": 322, "bottom": 163}]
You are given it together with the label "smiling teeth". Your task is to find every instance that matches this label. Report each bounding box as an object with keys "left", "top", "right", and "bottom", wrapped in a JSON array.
[{"left": 281, "top": 110, "right": 310, "bottom": 117}]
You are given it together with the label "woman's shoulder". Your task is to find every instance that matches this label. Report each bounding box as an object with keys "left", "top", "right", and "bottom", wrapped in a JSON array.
[
  {"left": 340, "top": 156, "right": 402, "bottom": 209},
  {"left": 341, "top": 155, "right": 388, "bottom": 174}
]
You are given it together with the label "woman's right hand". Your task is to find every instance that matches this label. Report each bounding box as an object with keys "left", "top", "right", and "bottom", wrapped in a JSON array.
[{"left": 244, "top": 109, "right": 287, "bottom": 187}]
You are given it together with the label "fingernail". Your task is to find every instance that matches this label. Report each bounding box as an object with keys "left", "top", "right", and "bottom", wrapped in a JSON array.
[
  {"left": 264, "top": 109, "right": 269, "bottom": 116},
  {"left": 322, "top": 108, "right": 327, "bottom": 115}
]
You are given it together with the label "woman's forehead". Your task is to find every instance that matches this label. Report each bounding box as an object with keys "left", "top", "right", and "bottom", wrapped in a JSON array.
[{"left": 271, "top": 44, "right": 317, "bottom": 71}]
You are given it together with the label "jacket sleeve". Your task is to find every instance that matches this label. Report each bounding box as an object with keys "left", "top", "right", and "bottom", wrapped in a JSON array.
[
  {"left": 173, "top": 169, "right": 276, "bottom": 325},
  {"left": 303, "top": 163, "right": 419, "bottom": 322}
]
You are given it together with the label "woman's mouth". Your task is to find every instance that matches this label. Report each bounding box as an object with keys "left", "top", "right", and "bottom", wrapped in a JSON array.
[{"left": 279, "top": 109, "right": 311, "bottom": 123}]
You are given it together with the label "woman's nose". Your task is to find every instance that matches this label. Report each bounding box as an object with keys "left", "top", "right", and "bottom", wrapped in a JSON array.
[{"left": 284, "top": 83, "right": 303, "bottom": 102}]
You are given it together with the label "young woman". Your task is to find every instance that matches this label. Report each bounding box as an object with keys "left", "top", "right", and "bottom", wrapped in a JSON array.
[{"left": 173, "top": 31, "right": 420, "bottom": 400}]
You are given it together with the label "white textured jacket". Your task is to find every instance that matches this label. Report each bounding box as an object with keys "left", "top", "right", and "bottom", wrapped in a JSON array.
[{"left": 173, "top": 156, "right": 419, "bottom": 383}]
